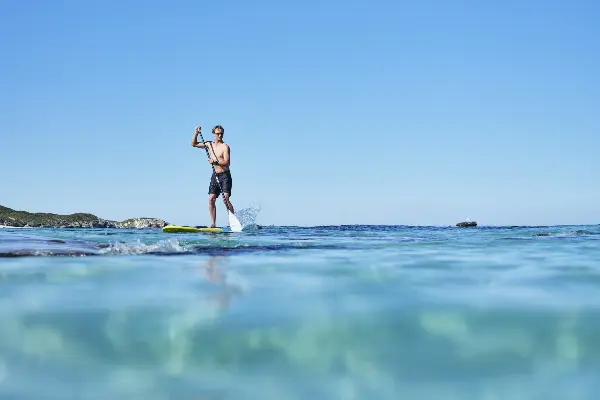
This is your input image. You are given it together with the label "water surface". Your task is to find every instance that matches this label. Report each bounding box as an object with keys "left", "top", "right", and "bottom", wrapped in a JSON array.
[{"left": 1, "top": 224, "right": 599, "bottom": 399}]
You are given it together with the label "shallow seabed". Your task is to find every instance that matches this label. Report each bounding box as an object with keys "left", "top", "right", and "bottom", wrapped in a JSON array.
[{"left": 1, "top": 224, "right": 599, "bottom": 399}]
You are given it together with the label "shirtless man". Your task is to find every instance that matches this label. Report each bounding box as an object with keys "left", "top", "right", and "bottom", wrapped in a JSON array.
[{"left": 191, "top": 125, "right": 235, "bottom": 228}]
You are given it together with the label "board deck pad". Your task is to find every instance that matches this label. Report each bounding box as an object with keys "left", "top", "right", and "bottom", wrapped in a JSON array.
[{"left": 162, "top": 225, "right": 232, "bottom": 233}]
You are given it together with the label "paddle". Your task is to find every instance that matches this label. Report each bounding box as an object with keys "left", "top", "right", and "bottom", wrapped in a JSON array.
[{"left": 197, "top": 127, "right": 243, "bottom": 232}]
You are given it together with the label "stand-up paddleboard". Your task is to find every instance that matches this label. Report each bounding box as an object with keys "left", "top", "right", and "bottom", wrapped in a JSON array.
[{"left": 162, "top": 225, "right": 233, "bottom": 233}]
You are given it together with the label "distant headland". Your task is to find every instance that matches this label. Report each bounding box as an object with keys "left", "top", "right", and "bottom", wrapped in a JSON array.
[{"left": 0, "top": 205, "right": 168, "bottom": 228}]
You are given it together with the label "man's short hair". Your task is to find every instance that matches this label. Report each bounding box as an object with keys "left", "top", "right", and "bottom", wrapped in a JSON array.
[{"left": 212, "top": 125, "right": 224, "bottom": 134}]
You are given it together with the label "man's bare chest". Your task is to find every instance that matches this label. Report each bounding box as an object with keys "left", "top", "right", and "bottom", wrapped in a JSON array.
[{"left": 209, "top": 143, "right": 226, "bottom": 158}]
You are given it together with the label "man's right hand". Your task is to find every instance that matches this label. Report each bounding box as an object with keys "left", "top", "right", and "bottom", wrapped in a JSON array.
[{"left": 191, "top": 126, "right": 202, "bottom": 147}]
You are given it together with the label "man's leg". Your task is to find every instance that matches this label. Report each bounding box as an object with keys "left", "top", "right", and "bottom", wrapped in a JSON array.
[
  {"left": 208, "top": 194, "right": 217, "bottom": 228},
  {"left": 220, "top": 172, "right": 234, "bottom": 214},
  {"left": 222, "top": 193, "right": 235, "bottom": 214}
]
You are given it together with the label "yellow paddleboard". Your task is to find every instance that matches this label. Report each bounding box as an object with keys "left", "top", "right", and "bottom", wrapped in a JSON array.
[{"left": 162, "top": 225, "right": 230, "bottom": 233}]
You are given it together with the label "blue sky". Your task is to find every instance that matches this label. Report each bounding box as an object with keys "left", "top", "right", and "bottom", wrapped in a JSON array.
[{"left": 1, "top": 0, "right": 598, "bottom": 227}]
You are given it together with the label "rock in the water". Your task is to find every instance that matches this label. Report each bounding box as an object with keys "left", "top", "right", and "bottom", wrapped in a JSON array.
[
  {"left": 456, "top": 221, "right": 477, "bottom": 227},
  {"left": 0, "top": 205, "right": 169, "bottom": 229},
  {"left": 116, "top": 218, "right": 168, "bottom": 229}
]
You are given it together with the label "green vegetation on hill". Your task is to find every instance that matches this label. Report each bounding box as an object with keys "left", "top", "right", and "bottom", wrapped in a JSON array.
[{"left": 0, "top": 205, "right": 168, "bottom": 228}]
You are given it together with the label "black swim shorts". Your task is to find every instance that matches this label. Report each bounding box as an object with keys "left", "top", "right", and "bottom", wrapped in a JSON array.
[{"left": 208, "top": 170, "right": 232, "bottom": 197}]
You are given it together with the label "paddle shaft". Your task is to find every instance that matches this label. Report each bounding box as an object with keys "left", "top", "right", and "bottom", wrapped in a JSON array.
[{"left": 197, "top": 129, "right": 229, "bottom": 205}]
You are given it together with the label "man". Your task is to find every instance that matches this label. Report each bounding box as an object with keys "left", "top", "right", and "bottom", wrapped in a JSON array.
[{"left": 191, "top": 125, "right": 235, "bottom": 228}]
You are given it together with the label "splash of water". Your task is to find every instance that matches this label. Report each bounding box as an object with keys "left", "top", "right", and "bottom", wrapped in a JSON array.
[{"left": 235, "top": 204, "right": 261, "bottom": 230}]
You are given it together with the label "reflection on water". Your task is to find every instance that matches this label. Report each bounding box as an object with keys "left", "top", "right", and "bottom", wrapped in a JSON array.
[{"left": 201, "top": 255, "right": 244, "bottom": 310}]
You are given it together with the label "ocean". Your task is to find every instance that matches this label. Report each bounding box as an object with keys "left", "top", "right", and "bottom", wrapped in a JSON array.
[{"left": 0, "top": 223, "right": 599, "bottom": 399}]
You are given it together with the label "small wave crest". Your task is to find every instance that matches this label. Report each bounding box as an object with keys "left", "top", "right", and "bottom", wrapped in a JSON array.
[
  {"left": 534, "top": 230, "right": 598, "bottom": 237},
  {"left": 99, "top": 238, "right": 188, "bottom": 255}
]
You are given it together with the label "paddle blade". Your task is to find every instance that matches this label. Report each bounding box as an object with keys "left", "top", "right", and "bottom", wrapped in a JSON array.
[{"left": 228, "top": 211, "right": 243, "bottom": 232}]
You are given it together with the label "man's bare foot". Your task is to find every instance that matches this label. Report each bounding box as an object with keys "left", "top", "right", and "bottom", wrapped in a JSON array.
[{"left": 209, "top": 224, "right": 216, "bottom": 228}]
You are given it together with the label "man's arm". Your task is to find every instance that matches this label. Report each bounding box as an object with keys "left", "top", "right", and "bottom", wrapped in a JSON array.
[{"left": 191, "top": 126, "right": 207, "bottom": 148}]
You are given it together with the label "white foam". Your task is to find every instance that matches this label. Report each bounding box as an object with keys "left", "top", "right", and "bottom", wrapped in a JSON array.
[{"left": 99, "top": 238, "right": 187, "bottom": 255}]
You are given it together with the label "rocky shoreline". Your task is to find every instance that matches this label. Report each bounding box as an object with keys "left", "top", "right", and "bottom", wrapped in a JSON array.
[{"left": 0, "top": 205, "right": 168, "bottom": 229}]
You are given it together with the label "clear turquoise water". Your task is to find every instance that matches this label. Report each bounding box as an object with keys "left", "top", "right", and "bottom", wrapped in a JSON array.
[{"left": 1, "top": 224, "right": 599, "bottom": 399}]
